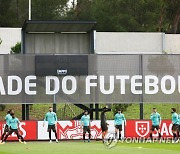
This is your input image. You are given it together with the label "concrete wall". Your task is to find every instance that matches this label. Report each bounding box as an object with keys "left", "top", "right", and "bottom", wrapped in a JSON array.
[
  {"left": 0, "top": 28, "right": 21, "bottom": 54},
  {"left": 0, "top": 28, "right": 180, "bottom": 54},
  {"left": 95, "top": 32, "right": 180, "bottom": 54},
  {"left": 165, "top": 34, "right": 180, "bottom": 54}
]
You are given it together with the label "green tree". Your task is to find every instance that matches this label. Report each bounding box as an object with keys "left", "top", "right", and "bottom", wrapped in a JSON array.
[
  {"left": 10, "top": 42, "right": 21, "bottom": 54},
  {"left": 0, "top": 38, "right": 2, "bottom": 45},
  {"left": 31, "top": 0, "right": 68, "bottom": 20},
  {"left": 112, "top": 104, "right": 132, "bottom": 115}
]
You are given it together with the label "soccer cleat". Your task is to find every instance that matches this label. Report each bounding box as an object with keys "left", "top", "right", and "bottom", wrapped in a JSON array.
[
  {"left": 24, "top": 141, "right": 27, "bottom": 144},
  {"left": 49, "top": 140, "right": 52, "bottom": 143},
  {"left": 83, "top": 140, "right": 86, "bottom": 142},
  {"left": 159, "top": 139, "right": 162, "bottom": 143},
  {"left": 19, "top": 139, "right": 23, "bottom": 144},
  {"left": 0, "top": 142, "right": 5, "bottom": 145},
  {"left": 175, "top": 139, "right": 179, "bottom": 143},
  {"left": 88, "top": 139, "right": 90, "bottom": 142},
  {"left": 56, "top": 139, "right": 58, "bottom": 143}
]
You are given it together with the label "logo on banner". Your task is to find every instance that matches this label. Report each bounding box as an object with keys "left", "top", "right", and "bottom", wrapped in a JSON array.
[{"left": 135, "top": 121, "right": 149, "bottom": 137}]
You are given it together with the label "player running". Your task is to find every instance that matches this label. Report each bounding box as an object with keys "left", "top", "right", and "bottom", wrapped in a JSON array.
[
  {"left": 43, "top": 107, "right": 58, "bottom": 143},
  {"left": 0, "top": 109, "right": 13, "bottom": 142},
  {"left": 114, "top": 109, "right": 126, "bottom": 140},
  {"left": 80, "top": 110, "right": 91, "bottom": 142},
  {"left": 0, "top": 112, "right": 26, "bottom": 144},
  {"left": 149, "top": 108, "right": 162, "bottom": 141},
  {"left": 171, "top": 108, "right": 179, "bottom": 143},
  {"left": 101, "top": 106, "right": 111, "bottom": 143}
]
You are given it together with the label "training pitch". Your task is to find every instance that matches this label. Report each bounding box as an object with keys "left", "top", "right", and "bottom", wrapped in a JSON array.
[{"left": 0, "top": 141, "right": 180, "bottom": 154}]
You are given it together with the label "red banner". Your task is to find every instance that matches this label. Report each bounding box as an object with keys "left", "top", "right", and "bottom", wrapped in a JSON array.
[
  {"left": 0, "top": 121, "right": 37, "bottom": 140},
  {"left": 125, "top": 120, "right": 173, "bottom": 138}
]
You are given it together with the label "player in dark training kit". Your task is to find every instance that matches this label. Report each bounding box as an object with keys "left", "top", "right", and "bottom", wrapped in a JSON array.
[
  {"left": 149, "top": 108, "right": 162, "bottom": 141},
  {"left": 0, "top": 109, "right": 12, "bottom": 142},
  {"left": 114, "top": 109, "right": 126, "bottom": 140},
  {"left": 43, "top": 107, "right": 58, "bottom": 143},
  {"left": 171, "top": 108, "right": 179, "bottom": 143},
  {"left": 0, "top": 112, "right": 26, "bottom": 144},
  {"left": 101, "top": 106, "right": 111, "bottom": 142},
  {"left": 81, "top": 110, "right": 91, "bottom": 142}
]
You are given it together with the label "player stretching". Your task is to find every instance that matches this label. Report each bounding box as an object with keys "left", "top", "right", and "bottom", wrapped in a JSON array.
[
  {"left": 43, "top": 107, "right": 58, "bottom": 143},
  {"left": 0, "top": 109, "right": 12, "bottom": 142},
  {"left": 81, "top": 110, "right": 91, "bottom": 142},
  {"left": 0, "top": 112, "right": 26, "bottom": 144},
  {"left": 101, "top": 106, "right": 111, "bottom": 143},
  {"left": 171, "top": 108, "right": 179, "bottom": 143},
  {"left": 114, "top": 109, "right": 126, "bottom": 140},
  {"left": 149, "top": 108, "right": 162, "bottom": 141}
]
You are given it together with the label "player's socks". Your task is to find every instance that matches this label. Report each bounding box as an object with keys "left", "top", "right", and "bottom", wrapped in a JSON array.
[
  {"left": 158, "top": 133, "right": 161, "bottom": 140},
  {"left": 150, "top": 133, "right": 153, "bottom": 140},
  {"left": 49, "top": 132, "right": 51, "bottom": 141},
  {"left": 172, "top": 133, "right": 177, "bottom": 143},
  {"left": 89, "top": 133, "right": 91, "bottom": 140},
  {"left": 115, "top": 132, "right": 117, "bottom": 139},
  {"left": 177, "top": 132, "right": 180, "bottom": 138},
  {"left": 56, "top": 139, "right": 58, "bottom": 143},
  {"left": 55, "top": 132, "right": 58, "bottom": 140},
  {"left": 119, "top": 132, "right": 121, "bottom": 140},
  {"left": 83, "top": 133, "right": 85, "bottom": 141}
]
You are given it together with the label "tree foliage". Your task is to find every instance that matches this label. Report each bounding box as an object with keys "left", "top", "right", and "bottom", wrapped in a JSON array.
[
  {"left": 0, "top": 0, "right": 179, "bottom": 33},
  {"left": 10, "top": 42, "right": 21, "bottom": 54}
]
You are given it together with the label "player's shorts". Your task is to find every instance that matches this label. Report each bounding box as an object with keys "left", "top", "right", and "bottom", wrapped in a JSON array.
[
  {"left": 4, "top": 124, "right": 10, "bottom": 133},
  {"left": 47, "top": 124, "right": 56, "bottom": 132},
  {"left": 151, "top": 125, "right": 160, "bottom": 131},
  {"left": 115, "top": 125, "right": 122, "bottom": 131},
  {"left": 172, "top": 124, "right": 179, "bottom": 131},
  {"left": 83, "top": 126, "right": 90, "bottom": 133},
  {"left": 8, "top": 129, "right": 19, "bottom": 134},
  {"left": 101, "top": 123, "right": 108, "bottom": 132}
]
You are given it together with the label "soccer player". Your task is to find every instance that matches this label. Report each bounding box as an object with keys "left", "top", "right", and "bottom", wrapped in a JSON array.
[
  {"left": 114, "top": 109, "right": 126, "bottom": 140},
  {"left": 171, "top": 108, "right": 179, "bottom": 143},
  {"left": 0, "top": 112, "right": 26, "bottom": 144},
  {"left": 43, "top": 107, "right": 58, "bottom": 143},
  {"left": 0, "top": 109, "right": 13, "bottom": 142},
  {"left": 149, "top": 108, "right": 162, "bottom": 141},
  {"left": 80, "top": 110, "right": 91, "bottom": 142},
  {"left": 178, "top": 113, "right": 180, "bottom": 139},
  {"left": 101, "top": 106, "right": 111, "bottom": 143}
]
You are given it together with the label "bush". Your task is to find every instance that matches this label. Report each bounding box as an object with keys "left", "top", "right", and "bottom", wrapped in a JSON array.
[
  {"left": 0, "top": 105, "right": 6, "bottom": 111},
  {"left": 112, "top": 104, "right": 132, "bottom": 115},
  {"left": 0, "top": 38, "right": 2, "bottom": 45},
  {"left": 10, "top": 42, "right": 21, "bottom": 54}
]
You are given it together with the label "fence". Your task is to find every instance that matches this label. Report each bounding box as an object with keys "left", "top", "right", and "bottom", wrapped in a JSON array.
[{"left": 0, "top": 54, "right": 180, "bottom": 104}]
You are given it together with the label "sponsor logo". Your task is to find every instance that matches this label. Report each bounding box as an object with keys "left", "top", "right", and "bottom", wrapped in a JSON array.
[{"left": 135, "top": 121, "right": 149, "bottom": 137}]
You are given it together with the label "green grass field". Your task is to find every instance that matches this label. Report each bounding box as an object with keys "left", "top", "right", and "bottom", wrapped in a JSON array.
[{"left": 0, "top": 141, "right": 180, "bottom": 154}]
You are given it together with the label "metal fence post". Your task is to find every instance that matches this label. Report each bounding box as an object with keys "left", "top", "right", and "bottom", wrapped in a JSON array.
[{"left": 140, "top": 54, "right": 143, "bottom": 119}]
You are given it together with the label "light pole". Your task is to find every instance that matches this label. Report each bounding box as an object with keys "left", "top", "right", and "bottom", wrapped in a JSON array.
[{"left": 29, "top": 0, "right": 31, "bottom": 20}]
